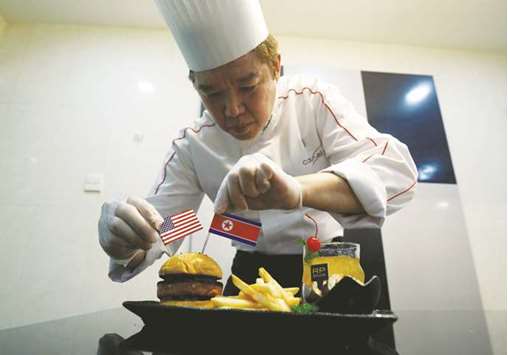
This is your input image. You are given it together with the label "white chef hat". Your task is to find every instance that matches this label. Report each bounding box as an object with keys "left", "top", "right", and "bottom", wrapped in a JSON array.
[{"left": 154, "top": 0, "right": 269, "bottom": 71}]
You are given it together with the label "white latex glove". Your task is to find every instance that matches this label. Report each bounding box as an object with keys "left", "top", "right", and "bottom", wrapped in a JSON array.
[
  {"left": 98, "top": 196, "right": 164, "bottom": 268},
  {"left": 214, "top": 153, "right": 303, "bottom": 214}
]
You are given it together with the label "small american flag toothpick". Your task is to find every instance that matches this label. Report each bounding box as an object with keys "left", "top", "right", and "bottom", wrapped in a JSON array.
[{"left": 159, "top": 210, "right": 203, "bottom": 252}]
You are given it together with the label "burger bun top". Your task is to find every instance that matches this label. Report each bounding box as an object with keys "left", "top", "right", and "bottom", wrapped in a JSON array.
[{"left": 159, "top": 253, "right": 222, "bottom": 278}]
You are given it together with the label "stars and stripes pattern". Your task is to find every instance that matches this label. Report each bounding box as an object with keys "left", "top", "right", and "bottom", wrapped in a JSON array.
[{"left": 159, "top": 209, "right": 203, "bottom": 245}]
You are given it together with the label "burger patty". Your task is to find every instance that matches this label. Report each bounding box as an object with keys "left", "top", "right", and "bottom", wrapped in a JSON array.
[
  {"left": 159, "top": 273, "right": 219, "bottom": 283},
  {"left": 157, "top": 280, "right": 223, "bottom": 300}
]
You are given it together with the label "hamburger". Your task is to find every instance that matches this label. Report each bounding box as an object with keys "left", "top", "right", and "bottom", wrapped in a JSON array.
[{"left": 157, "top": 253, "right": 223, "bottom": 308}]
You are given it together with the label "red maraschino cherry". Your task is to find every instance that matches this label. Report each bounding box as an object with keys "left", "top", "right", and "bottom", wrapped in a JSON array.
[{"left": 306, "top": 236, "right": 321, "bottom": 252}]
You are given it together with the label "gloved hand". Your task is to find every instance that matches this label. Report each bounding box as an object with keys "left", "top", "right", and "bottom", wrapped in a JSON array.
[
  {"left": 214, "top": 153, "right": 303, "bottom": 214},
  {"left": 98, "top": 196, "right": 164, "bottom": 268}
]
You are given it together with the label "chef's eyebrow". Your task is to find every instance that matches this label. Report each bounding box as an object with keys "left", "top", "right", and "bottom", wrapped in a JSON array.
[
  {"left": 197, "top": 72, "right": 260, "bottom": 93},
  {"left": 238, "top": 72, "right": 260, "bottom": 84}
]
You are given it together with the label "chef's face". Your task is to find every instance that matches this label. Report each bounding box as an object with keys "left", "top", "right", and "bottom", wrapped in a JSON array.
[{"left": 193, "top": 51, "right": 280, "bottom": 140}]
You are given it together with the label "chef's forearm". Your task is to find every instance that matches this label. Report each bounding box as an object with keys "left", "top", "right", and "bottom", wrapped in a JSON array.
[{"left": 296, "top": 173, "right": 365, "bottom": 214}]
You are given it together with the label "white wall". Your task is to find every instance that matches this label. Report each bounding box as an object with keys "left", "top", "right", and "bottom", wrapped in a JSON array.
[
  {"left": 0, "top": 23, "right": 203, "bottom": 329},
  {"left": 0, "top": 23, "right": 504, "bottom": 338}
]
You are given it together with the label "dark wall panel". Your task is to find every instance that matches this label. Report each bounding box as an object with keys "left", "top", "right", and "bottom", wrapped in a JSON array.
[{"left": 361, "top": 71, "right": 456, "bottom": 184}]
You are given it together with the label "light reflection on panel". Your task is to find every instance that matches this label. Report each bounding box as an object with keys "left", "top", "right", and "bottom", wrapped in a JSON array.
[{"left": 361, "top": 72, "right": 456, "bottom": 184}]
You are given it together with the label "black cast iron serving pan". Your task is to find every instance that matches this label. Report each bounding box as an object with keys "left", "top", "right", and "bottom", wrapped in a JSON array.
[{"left": 121, "top": 276, "right": 396, "bottom": 353}]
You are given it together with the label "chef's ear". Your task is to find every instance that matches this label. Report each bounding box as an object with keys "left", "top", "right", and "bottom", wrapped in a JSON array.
[
  {"left": 188, "top": 70, "right": 195, "bottom": 84},
  {"left": 273, "top": 54, "right": 281, "bottom": 80}
]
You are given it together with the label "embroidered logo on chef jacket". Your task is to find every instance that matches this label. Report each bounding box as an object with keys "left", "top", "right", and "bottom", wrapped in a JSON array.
[{"left": 302, "top": 147, "right": 325, "bottom": 166}]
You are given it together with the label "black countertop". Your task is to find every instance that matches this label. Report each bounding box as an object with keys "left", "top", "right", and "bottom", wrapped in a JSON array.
[{"left": 0, "top": 306, "right": 495, "bottom": 355}]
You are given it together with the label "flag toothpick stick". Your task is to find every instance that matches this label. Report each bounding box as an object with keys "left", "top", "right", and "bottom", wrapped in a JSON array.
[{"left": 201, "top": 232, "right": 212, "bottom": 253}]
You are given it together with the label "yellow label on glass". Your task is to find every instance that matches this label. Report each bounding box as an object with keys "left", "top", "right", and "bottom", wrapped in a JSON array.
[{"left": 303, "top": 255, "right": 365, "bottom": 286}]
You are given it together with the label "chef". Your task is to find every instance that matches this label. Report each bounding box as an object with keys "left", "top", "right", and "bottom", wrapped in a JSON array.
[{"left": 98, "top": 0, "right": 417, "bottom": 294}]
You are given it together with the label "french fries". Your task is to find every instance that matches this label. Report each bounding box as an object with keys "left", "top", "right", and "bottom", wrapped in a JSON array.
[
  {"left": 211, "top": 296, "right": 266, "bottom": 309},
  {"left": 211, "top": 268, "right": 301, "bottom": 312}
]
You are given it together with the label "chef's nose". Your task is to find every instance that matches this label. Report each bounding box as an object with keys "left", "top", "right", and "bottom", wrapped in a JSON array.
[{"left": 224, "top": 92, "right": 245, "bottom": 118}]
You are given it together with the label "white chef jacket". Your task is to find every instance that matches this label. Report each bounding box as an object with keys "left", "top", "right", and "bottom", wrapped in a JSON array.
[{"left": 109, "top": 75, "right": 417, "bottom": 282}]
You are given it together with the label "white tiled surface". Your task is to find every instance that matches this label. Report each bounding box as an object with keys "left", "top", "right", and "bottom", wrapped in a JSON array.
[{"left": 0, "top": 24, "right": 505, "bottom": 354}]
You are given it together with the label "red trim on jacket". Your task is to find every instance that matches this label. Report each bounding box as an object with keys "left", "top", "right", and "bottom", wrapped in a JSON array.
[
  {"left": 278, "top": 87, "right": 367, "bottom": 143},
  {"left": 387, "top": 180, "right": 417, "bottom": 202},
  {"left": 278, "top": 86, "right": 415, "bottom": 203},
  {"left": 368, "top": 137, "right": 378, "bottom": 147},
  {"left": 362, "top": 140, "right": 389, "bottom": 163},
  {"left": 381, "top": 140, "right": 389, "bottom": 155},
  {"left": 154, "top": 123, "right": 216, "bottom": 195}
]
